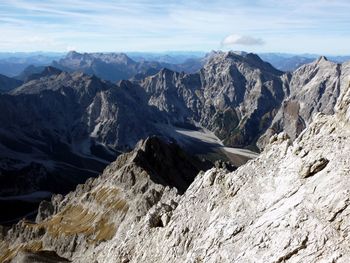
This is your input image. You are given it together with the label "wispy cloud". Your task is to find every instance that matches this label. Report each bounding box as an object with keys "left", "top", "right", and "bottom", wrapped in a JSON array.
[{"left": 0, "top": 0, "right": 349, "bottom": 54}]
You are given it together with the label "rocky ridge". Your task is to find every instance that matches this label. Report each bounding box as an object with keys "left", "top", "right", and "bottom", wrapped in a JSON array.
[{"left": 0, "top": 137, "right": 209, "bottom": 262}]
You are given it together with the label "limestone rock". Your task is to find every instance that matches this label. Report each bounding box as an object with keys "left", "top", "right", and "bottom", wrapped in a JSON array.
[{"left": 300, "top": 158, "right": 329, "bottom": 179}]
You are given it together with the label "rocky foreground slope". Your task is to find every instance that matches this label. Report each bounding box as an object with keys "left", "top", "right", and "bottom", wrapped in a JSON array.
[{"left": 2, "top": 76, "right": 350, "bottom": 262}]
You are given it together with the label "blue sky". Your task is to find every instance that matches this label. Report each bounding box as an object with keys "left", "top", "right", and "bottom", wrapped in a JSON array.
[{"left": 0, "top": 0, "right": 349, "bottom": 54}]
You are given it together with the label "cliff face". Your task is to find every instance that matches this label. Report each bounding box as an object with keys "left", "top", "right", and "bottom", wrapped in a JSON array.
[
  {"left": 258, "top": 58, "right": 350, "bottom": 148},
  {"left": 140, "top": 51, "right": 287, "bottom": 148},
  {"left": 2, "top": 76, "right": 350, "bottom": 262}
]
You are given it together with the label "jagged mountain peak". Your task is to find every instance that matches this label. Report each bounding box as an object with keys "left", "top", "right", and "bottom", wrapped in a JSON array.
[
  {"left": 16, "top": 65, "right": 63, "bottom": 83},
  {"left": 141, "top": 67, "right": 182, "bottom": 87},
  {"left": 317, "top": 55, "right": 328, "bottom": 63},
  {"left": 257, "top": 52, "right": 348, "bottom": 149},
  {"left": 203, "top": 50, "right": 283, "bottom": 75},
  {"left": 311, "top": 55, "right": 336, "bottom": 68},
  {"left": 40, "top": 65, "right": 62, "bottom": 75},
  {"left": 158, "top": 67, "right": 176, "bottom": 74},
  {"left": 66, "top": 50, "right": 81, "bottom": 59},
  {"left": 289, "top": 54, "right": 339, "bottom": 77}
]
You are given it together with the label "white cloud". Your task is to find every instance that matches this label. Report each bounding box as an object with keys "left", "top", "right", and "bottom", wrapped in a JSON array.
[{"left": 222, "top": 34, "right": 264, "bottom": 46}]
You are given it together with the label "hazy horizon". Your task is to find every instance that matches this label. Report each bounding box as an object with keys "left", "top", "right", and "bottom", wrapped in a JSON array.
[{"left": 0, "top": 50, "right": 349, "bottom": 57}]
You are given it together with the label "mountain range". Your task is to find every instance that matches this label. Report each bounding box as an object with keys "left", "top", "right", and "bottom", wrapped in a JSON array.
[
  {"left": 2, "top": 51, "right": 349, "bottom": 81},
  {"left": 2, "top": 64, "right": 350, "bottom": 261},
  {"left": 0, "top": 52, "right": 348, "bottom": 198},
  {"left": 1, "top": 50, "right": 350, "bottom": 261}
]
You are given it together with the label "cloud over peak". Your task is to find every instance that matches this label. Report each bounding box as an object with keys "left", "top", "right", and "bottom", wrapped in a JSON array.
[{"left": 222, "top": 34, "right": 264, "bottom": 47}]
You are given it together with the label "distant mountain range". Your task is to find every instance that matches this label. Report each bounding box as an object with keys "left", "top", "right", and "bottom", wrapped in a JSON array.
[
  {"left": 1, "top": 51, "right": 349, "bottom": 79},
  {"left": 51, "top": 51, "right": 207, "bottom": 81},
  {"left": 259, "top": 52, "right": 350, "bottom": 71},
  {"left": 0, "top": 53, "right": 64, "bottom": 77}
]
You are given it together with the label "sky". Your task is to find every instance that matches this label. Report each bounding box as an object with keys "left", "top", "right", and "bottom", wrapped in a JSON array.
[{"left": 0, "top": 0, "right": 349, "bottom": 54}]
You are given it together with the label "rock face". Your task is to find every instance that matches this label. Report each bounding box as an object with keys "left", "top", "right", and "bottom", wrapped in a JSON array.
[
  {"left": 2, "top": 77, "right": 350, "bottom": 262},
  {"left": 258, "top": 57, "right": 350, "bottom": 148},
  {"left": 140, "top": 51, "right": 287, "bottom": 148},
  {"left": 138, "top": 53, "right": 350, "bottom": 150}
]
